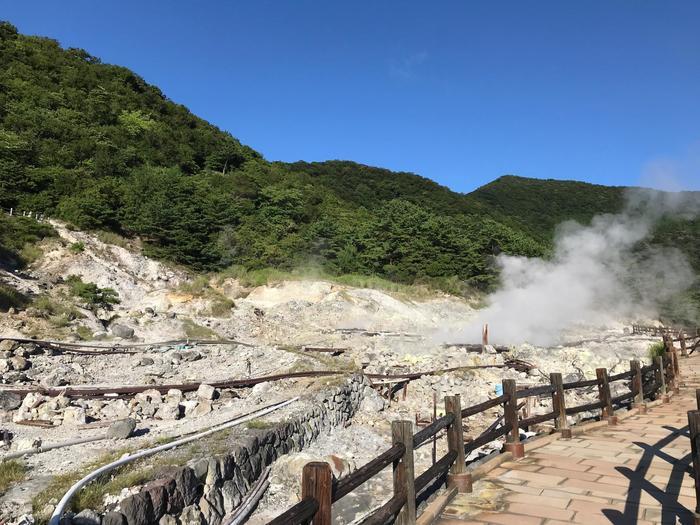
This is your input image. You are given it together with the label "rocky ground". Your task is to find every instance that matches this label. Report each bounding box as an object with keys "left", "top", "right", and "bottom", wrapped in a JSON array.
[{"left": 0, "top": 221, "right": 665, "bottom": 524}]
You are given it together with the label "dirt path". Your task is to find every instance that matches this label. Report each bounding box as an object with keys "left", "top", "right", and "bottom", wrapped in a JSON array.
[{"left": 438, "top": 355, "right": 700, "bottom": 525}]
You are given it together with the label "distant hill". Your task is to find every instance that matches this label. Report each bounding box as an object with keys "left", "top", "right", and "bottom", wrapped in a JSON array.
[{"left": 0, "top": 21, "right": 697, "bottom": 322}]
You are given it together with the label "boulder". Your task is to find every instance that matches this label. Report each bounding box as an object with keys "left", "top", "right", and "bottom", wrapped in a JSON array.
[
  {"left": 73, "top": 509, "right": 101, "bottom": 525},
  {"left": 100, "top": 399, "right": 131, "bottom": 420},
  {"left": 189, "top": 400, "right": 212, "bottom": 418},
  {"left": 0, "top": 391, "right": 22, "bottom": 411},
  {"left": 196, "top": 384, "right": 216, "bottom": 400},
  {"left": 106, "top": 418, "right": 137, "bottom": 439},
  {"left": 154, "top": 403, "right": 181, "bottom": 420},
  {"left": 110, "top": 324, "right": 134, "bottom": 339},
  {"left": 120, "top": 492, "right": 153, "bottom": 525},
  {"left": 62, "top": 407, "right": 87, "bottom": 426},
  {"left": 165, "top": 389, "right": 183, "bottom": 404},
  {"left": 137, "top": 357, "right": 154, "bottom": 367},
  {"left": 15, "top": 437, "right": 42, "bottom": 451},
  {"left": 180, "top": 351, "right": 202, "bottom": 362},
  {"left": 179, "top": 506, "right": 204, "bottom": 525},
  {"left": 8, "top": 357, "right": 31, "bottom": 371},
  {"left": 0, "top": 340, "right": 17, "bottom": 353},
  {"left": 174, "top": 467, "right": 200, "bottom": 506},
  {"left": 102, "top": 513, "right": 126, "bottom": 525}
]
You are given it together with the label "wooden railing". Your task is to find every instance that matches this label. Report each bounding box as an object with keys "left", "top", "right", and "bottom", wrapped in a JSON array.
[{"left": 267, "top": 335, "right": 686, "bottom": 525}]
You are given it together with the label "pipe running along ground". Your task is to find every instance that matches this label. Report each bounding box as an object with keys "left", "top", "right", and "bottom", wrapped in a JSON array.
[{"left": 48, "top": 396, "right": 299, "bottom": 525}]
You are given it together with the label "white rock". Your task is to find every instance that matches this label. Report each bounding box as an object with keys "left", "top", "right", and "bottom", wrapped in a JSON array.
[
  {"left": 63, "top": 406, "right": 87, "bottom": 426},
  {"left": 196, "top": 384, "right": 216, "bottom": 400}
]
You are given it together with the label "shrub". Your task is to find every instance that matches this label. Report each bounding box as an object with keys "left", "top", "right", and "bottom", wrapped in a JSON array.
[
  {"left": 69, "top": 242, "right": 85, "bottom": 253},
  {"left": 648, "top": 341, "right": 666, "bottom": 359},
  {"left": 0, "top": 284, "right": 28, "bottom": 312},
  {"left": 0, "top": 460, "right": 26, "bottom": 494},
  {"left": 65, "top": 275, "right": 120, "bottom": 310}
]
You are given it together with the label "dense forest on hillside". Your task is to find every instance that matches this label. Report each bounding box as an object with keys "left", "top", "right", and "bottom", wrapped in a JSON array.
[
  {"left": 0, "top": 21, "right": 698, "bottom": 321},
  {"left": 0, "top": 21, "right": 545, "bottom": 288}
]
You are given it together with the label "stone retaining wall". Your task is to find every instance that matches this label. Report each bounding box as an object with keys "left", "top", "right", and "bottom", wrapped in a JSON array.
[{"left": 95, "top": 374, "right": 368, "bottom": 525}]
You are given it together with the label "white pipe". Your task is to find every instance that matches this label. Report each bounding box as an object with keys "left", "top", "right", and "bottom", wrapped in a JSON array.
[{"left": 49, "top": 397, "right": 299, "bottom": 525}]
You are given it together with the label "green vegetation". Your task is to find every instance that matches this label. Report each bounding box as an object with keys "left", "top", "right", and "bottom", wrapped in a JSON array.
[
  {"left": 0, "top": 214, "right": 55, "bottom": 270},
  {"left": 0, "top": 21, "right": 697, "bottom": 319},
  {"left": 0, "top": 459, "right": 26, "bottom": 494},
  {"left": 181, "top": 318, "right": 218, "bottom": 339},
  {"left": 69, "top": 241, "right": 85, "bottom": 253},
  {"left": 0, "top": 283, "right": 28, "bottom": 311},
  {"left": 32, "top": 447, "right": 146, "bottom": 524},
  {"left": 648, "top": 341, "right": 666, "bottom": 359},
  {"left": 246, "top": 419, "right": 274, "bottom": 430},
  {"left": 0, "top": 21, "right": 544, "bottom": 290},
  {"left": 65, "top": 275, "right": 120, "bottom": 310}
]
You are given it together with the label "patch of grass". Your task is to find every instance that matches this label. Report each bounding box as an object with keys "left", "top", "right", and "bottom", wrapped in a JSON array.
[
  {"left": 69, "top": 241, "right": 85, "bottom": 253},
  {"left": 181, "top": 318, "right": 218, "bottom": 339},
  {"left": 32, "top": 447, "right": 140, "bottom": 524},
  {"left": 0, "top": 215, "right": 56, "bottom": 270},
  {"left": 0, "top": 284, "right": 29, "bottom": 312},
  {"left": 32, "top": 295, "right": 82, "bottom": 321},
  {"left": 246, "top": 419, "right": 274, "bottom": 430},
  {"left": 178, "top": 275, "right": 211, "bottom": 296},
  {"left": 209, "top": 297, "right": 235, "bottom": 317},
  {"left": 0, "top": 460, "right": 26, "bottom": 494},
  {"left": 95, "top": 230, "right": 131, "bottom": 249},
  {"left": 216, "top": 265, "right": 477, "bottom": 300},
  {"left": 18, "top": 243, "right": 43, "bottom": 264},
  {"left": 75, "top": 325, "right": 93, "bottom": 340},
  {"left": 648, "top": 341, "right": 666, "bottom": 359}
]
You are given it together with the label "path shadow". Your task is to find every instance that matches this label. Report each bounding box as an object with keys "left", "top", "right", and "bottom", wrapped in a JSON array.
[{"left": 601, "top": 425, "right": 694, "bottom": 525}]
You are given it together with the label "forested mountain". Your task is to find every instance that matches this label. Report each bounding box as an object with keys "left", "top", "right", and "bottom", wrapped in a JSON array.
[{"left": 0, "top": 21, "right": 698, "bottom": 308}]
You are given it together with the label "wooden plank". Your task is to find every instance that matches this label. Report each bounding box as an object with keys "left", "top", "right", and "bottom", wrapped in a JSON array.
[
  {"left": 550, "top": 373, "right": 568, "bottom": 433},
  {"left": 266, "top": 498, "right": 319, "bottom": 525},
  {"left": 301, "top": 462, "right": 332, "bottom": 525},
  {"left": 596, "top": 368, "right": 613, "bottom": 419},
  {"left": 687, "top": 410, "right": 700, "bottom": 515},
  {"left": 445, "top": 395, "right": 466, "bottom": 475},
  {"left": 502, "top": 379, "right": 519, "bottom": 444},
  {"left": 392, "top": 420, "right": 416, "bottom": 525},
  {"left": 630, "top": 360, "right": 643, "bottom": 405},
  {"left": 333, "top": 444, "right": 405, "bottom": 502}
]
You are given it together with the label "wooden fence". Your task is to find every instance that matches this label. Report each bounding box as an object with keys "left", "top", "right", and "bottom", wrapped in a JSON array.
[{"left": 266, "top": 334, "right": 688, "bottom": 525}]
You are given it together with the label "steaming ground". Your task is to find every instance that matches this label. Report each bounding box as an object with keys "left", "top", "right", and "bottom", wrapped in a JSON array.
[{"left": 451, "top": 189, "right": 699, "bottom": 346}]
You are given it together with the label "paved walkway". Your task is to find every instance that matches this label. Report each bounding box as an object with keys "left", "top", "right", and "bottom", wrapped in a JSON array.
[{"left": 438, "top": 355, "right": 700, "bottom": 525}]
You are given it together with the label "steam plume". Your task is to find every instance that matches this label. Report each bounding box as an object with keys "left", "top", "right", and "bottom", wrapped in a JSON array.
[{"left": 450, "top": 189, "right": 699, "bottom": 346}]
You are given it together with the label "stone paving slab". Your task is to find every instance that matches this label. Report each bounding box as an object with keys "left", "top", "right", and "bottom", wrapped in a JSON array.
[{"left": 437, "top": 354, "right": 700, "bottom": 525}]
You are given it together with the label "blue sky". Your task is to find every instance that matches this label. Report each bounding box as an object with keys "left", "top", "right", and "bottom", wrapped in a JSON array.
[{"left": 3, "top": 1, "right": 699, "bottom": 192}]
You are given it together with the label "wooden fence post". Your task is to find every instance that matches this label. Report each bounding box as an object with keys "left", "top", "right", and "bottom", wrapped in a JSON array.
[
  {"left": 696, "top": 389, "right": 700, "bottom": 411},
  {"left": 687, "top": 411, "right": 700, "bottom": 524},
  {"left": 630, "top": 360, "right": 647, "bottom": 414},
  {"left": 655, "top": 356, "right": 669, "bottom": 403},
  {"left": 665, "top": 335, "right": 680, "bottom": 394},
  {"left": 392, "top": 420, "right": 416, "bottom": 525},
  {"left": 502, "top": 379, "right": 524, "bottom": 458},
  {"left": 596, "top": 368, "right": 616, "bottom": 424},
  {"left": 445, "top": 395, "right": 471, "bottom": 492},
  {"left": 301, "top": 462, "right": 332, "bottom": 525},
  {"left": 550, "top": 373, "right": 570, "bottom": 438},
  {"left": 681, "top": 331, "right": 688, "bottom": 358}
]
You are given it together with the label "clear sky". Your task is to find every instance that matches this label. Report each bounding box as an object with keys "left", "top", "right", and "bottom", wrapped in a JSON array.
[{"left": 3, "top": 1, "right": 699, "bottom": 192}]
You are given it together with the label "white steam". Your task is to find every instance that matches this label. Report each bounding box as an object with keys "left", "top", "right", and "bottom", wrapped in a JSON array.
[{"left": 449, "top": 189, "right": 699, "bottom": 346}]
